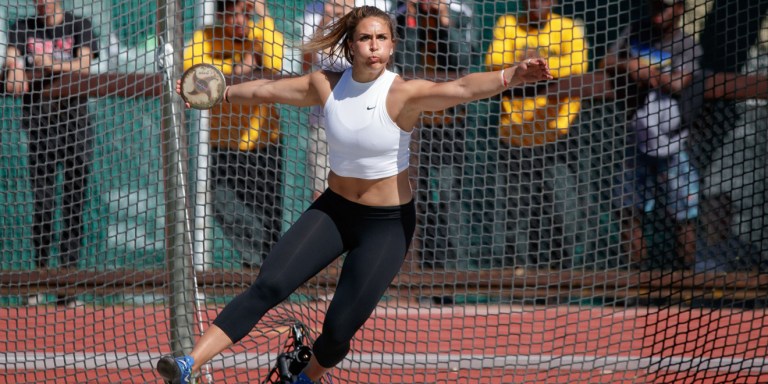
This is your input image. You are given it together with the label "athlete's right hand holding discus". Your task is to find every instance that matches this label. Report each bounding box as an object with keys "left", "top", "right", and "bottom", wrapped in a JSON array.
[
  {"left": 175, "top": 78, "right": 189, "bottom": 108},
  {"left": 160, "top": 6, "right": 551, "bottom": 384},
  {"left": 176, "top": 63, "right": 227, "bottom": 110}
]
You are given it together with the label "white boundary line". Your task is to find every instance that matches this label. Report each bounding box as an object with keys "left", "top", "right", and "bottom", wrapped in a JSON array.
[{"left": 2, "top": 352, "right": 766, "bottom": 375}]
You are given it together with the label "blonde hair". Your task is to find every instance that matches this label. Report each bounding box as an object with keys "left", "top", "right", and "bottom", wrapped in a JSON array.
[{"left": 302, "top": 5, "right": 396, "bottom": 65}]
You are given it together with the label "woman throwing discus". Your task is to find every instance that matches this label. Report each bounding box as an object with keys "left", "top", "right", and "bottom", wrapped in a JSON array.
[{"left": 158, "top": 5, "right": 552, "bottom": 384}]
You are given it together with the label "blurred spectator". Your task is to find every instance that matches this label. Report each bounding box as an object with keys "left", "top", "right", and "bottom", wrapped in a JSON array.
[
  {"left": 485, "top": 0, "right": 587, "bottom": 268},
  {"left": 602, "top": 0, "right": 768, "bottom": 270},
  {"left": 391, "top": 0, "right": 477, "bottom": 268},
  {"left": 695, "top": 0, "right": 768, "bottom": 272},
  {"left": 695, "top": 194, "right": 762, "bottom": 272},
  {"left": 394, "top": 0, "right": 477, "bottom": 75},
  {"left": 184, "top": 0, "right": 284, "bottom": 268},
  {"left": 4, "top": 0, "right": 98, "bottom": 306},
  {"left": 5, "top": 0, "right": 98, "bottom": 271},
  {"left": 601, "top": 0, "right": 701, "bottom": 269}
]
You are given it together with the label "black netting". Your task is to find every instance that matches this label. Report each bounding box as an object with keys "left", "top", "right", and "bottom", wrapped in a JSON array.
[{"left": 1, "top": 0, "right": 766, "bottom": 383}]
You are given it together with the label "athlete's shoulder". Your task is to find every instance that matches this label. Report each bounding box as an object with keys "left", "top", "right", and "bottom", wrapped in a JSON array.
[
  {"left": 312, "top": 69, "right": 344, "bottom": 91},
  {"left": 316, "top": 68, "right": 344, "bottom": 81},
  {"left": 388, "top": 71, "right": 407, "bottom": 86},
  {"left": 387, "top": 71, "right": 428, "bottom": 97}
]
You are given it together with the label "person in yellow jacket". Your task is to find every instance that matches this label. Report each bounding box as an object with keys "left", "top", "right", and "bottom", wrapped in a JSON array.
[
  {"left": 184, "top": 0, "right": 284, "bottom": 267},
  {"left": 485, "top": 0, "right": 588, "bottom": 268}
]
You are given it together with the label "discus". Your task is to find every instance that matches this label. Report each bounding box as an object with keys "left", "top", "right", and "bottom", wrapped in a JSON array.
[{"left": 180, "top": 63, "right": 227, "bottom": 109}]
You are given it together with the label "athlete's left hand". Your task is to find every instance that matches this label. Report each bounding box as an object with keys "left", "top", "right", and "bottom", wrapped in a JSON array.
[{"left": 514, "top": 58, "right": 553, "bottom": 83}]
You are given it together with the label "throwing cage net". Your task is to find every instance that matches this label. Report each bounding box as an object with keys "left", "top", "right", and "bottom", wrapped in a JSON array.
[{"left": 0, "top": 0, "right": 766, "bottom": 383}]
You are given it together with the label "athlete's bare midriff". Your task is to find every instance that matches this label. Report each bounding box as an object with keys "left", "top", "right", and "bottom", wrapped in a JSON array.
[{"left": 328, "top": 170, "right": 413, "bottom": 206}]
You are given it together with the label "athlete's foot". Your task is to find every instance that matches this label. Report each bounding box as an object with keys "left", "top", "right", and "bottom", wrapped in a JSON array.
[{"left": 156, "top": 355, "right": 194, "bottom": 384}]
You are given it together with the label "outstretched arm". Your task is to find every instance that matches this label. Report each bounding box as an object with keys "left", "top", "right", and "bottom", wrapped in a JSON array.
[
  {"left": 176, "top": 70, "right": 326, "bottom": 108},
  {"left": 399, "top": 58, "right": 552, "bottom": 113},
  {"left": 225, "top": 70, "right": 325, "bottom": 107}
]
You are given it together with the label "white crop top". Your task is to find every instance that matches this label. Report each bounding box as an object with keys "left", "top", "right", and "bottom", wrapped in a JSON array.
[{"left": 324, "top": 68, "right": 411, "bottom": 179}]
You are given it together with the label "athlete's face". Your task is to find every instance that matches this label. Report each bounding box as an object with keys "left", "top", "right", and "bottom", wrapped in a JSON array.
[{"left": 348, "top": 17, "right": 394, "bottom": 71}]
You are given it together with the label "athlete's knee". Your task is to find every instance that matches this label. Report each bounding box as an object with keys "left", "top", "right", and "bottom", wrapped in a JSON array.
[
  {"left": 312, "top": 333, "right": 351, "bottom": 368},
  {"left": 312, "top": 313, "right": 364, "bottom": 367},
  {"left": 213, "top": 278, "right": 291, "bottom": 342}
]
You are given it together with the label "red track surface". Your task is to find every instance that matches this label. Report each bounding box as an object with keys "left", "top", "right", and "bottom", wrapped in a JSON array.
[{"left": 1, "top": 305, "right": 766, "bottom": 383}]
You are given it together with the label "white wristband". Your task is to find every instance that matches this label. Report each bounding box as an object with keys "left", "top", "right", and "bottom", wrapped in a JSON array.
[{"left": 500, "top": 68, "right": 508, "bottom": 88}]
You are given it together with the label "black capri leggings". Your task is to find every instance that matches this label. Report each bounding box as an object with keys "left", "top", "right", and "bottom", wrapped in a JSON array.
[{"left": 213, "top": 189, "right": 416, "bottom": 368}]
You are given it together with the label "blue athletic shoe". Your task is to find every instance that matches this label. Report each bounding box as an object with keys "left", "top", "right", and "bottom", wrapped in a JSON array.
[
  {"left": 156, "top": 355, "right": 194, "bottom": 384},
  {"left": 293, "top": 372, "right": 317, "bottom": 384}
]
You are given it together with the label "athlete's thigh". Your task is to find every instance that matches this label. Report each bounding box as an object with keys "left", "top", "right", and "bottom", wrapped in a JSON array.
[
  {"left": 323, "top": 218, "right": 411, "bottom": 333},
  {"left": 258, "top": 208, "right": 346, "bottom": 285}
]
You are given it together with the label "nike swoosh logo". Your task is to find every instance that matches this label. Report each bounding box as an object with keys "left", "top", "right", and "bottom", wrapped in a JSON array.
[{"left": 367, "top": 106, "right": 375, "bottom": 110}]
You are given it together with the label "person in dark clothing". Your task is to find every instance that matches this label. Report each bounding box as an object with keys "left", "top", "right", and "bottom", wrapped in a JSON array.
[
  {"left": 4, "top": 0, "right": 98, "bottom": 270},
  {"left": 183, "top": 0, "right": 285, "bottom": 268}
]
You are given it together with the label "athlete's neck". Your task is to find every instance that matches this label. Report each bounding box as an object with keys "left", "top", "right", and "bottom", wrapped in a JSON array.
[{"left": 350, "top": 67, "right": 386, "bottom": 84}]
